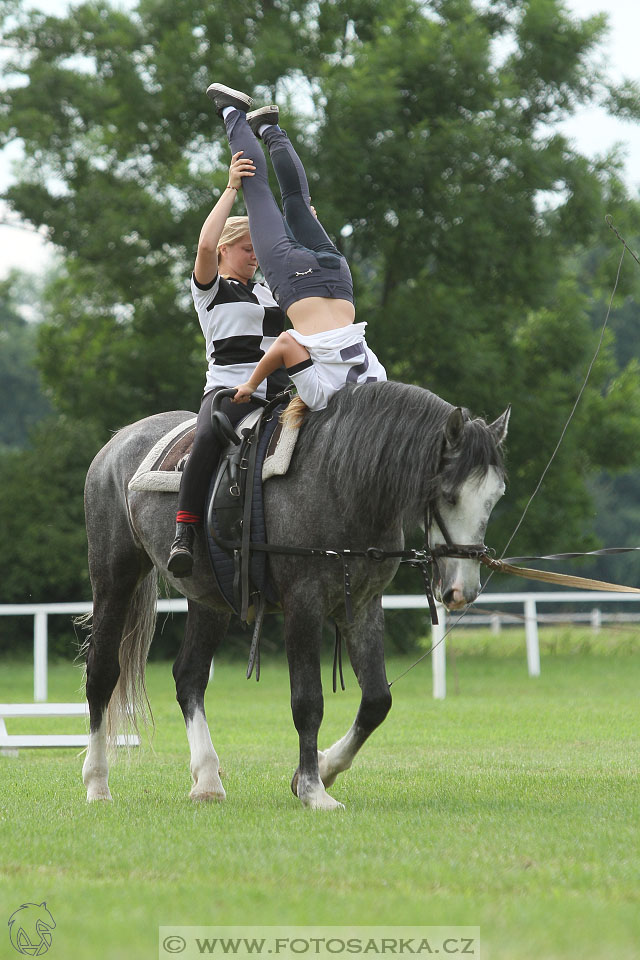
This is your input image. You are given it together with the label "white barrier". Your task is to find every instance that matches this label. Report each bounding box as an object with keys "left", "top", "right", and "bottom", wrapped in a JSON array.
[
  {"left": 0, "top": 702, "right": 138, "bottom": 753},
  {"left": 0, "top": 599, "right": 187, "bottom": 702},
  {"left": 0, "top": 600, "right": 183, "bottom": 751},
  {"left": 2, "top": 591, "right": 640, "bottom": 704},
  {"left": 382, "top": 591, "right": 640, "bottom": 699}
]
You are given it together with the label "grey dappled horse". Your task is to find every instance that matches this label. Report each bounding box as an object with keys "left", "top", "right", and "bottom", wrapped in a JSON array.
[{"left": 82, "top": 381, "right": 509, "bottom": 810}]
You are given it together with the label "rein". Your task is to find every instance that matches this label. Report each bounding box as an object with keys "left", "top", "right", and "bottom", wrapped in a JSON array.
[{"left": 480, "top": 550, "right": 640, "bottom": 594}]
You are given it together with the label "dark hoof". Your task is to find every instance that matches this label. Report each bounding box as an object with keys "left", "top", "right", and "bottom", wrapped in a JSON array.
[{"left": 290, "top": 769, "right": 299, "bottom": 797}]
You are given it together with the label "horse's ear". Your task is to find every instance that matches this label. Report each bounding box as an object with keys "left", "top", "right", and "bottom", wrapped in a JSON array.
[
  {"left": 444, "top": 407, "right": 465, "bottom": 448},
  {"left": 489, "top": 405, "right": 511, "bottom": 445}
]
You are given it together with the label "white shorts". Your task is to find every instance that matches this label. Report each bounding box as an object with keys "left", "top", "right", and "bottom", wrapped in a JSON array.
[{"left": 286, "top": 323, "right": 387, "bottom": 411}]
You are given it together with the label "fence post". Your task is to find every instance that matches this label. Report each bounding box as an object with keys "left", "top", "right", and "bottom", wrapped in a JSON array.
[
  {"left": 34, "top": 611, "right": 48, "bottom": 702},
  {"left": 432, "top": 605, "right": 446, "bottom": 699},
  {"left": 490, "top": 613, "right": 501, "bottom": 635},
  {"left": 591, "top": 607, "right": 602, "bottom": 632},
  {"left": 523, "top": 597, "right": 540, "bottom": 677}
]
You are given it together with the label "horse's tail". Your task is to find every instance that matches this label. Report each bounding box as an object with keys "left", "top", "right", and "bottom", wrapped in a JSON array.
[
  {"left": 77, "top": 570, "right": 158, "bottom": 746},
  {"left": 105, "top": 567, "right": 158, "bottom": 746},
  {"left": 280, "top": 395, "right": 308, "bottom": 429},
  {"left": 75, "top": 570, "right": 157, "bottom": 747}
]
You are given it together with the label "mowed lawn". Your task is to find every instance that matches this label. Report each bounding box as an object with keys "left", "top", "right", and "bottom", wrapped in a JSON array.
[{"left": 0, "top": 628, "right": 639, "bottom": 960}]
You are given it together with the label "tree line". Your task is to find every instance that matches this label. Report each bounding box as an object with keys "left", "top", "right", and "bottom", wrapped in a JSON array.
[{"left": 2, "top": 0, "right": 640, "bottom": 655}]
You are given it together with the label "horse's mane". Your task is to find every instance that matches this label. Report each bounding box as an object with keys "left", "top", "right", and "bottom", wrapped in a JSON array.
[{"left": 296, "top": 381, "right": 504, "bottom": 524}]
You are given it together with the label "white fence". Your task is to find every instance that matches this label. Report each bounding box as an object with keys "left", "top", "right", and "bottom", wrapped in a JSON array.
[{"left": 2, "top": 591, "right": 640, "bottom": 702}]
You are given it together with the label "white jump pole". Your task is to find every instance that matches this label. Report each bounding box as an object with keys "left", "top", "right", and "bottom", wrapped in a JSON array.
[
  {"left": 523, "top": 597, "right": 540, "bottom": 677},
  {"left": 432, "top": 603, "right": 447, "bottom": 699},
  {"left": 34, "top": 610, "right": 48, "bottom": 702}
]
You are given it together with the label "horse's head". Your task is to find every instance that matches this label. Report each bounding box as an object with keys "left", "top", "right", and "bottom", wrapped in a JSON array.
[{"left": 429, "top": 405, "right": 510, "bottom": 610}]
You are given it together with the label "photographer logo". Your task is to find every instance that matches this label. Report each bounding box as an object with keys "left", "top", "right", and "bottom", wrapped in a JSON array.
[{"left": 7, "top": 902, "right": 56, "bottom": 956}]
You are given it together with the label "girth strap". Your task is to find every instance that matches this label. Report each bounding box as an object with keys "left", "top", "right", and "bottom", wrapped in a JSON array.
[{"left": 240, "top": 429, "right": 261, "bottom": 622}]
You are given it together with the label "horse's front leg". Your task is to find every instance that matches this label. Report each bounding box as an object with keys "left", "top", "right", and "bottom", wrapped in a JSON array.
[
  {"left": 173, "top": 601, "right": 230, "bottom": 801},
  {"left": 285, "top": 601, "right": 344, "bottom": 810},
  {"left": 319, "top": 599, "right": 391, "bottom": 789}
]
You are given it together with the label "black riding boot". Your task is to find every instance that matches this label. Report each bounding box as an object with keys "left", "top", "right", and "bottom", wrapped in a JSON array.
[{"left": 167, "top": 522, "right": 197, "bottom": 578}]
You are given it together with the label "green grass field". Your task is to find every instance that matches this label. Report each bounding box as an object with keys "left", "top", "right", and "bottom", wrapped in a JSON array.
[{"left": 1, "top": 628, "right": 639, "bottom": 960}]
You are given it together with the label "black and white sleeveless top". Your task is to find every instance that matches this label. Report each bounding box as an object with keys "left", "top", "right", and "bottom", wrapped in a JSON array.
[{"left": 191, "top": 273, "right": 289, "bottom": 399}]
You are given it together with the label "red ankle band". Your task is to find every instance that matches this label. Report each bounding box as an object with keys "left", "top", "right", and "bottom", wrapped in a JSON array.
[{"left": 176, "top": 511, "right": 202, "bottom": 524}]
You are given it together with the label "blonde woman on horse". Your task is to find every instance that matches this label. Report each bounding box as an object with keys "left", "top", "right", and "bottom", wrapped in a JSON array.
[
  {"left": 205, "top": 84, "right": 387, "bottom": 412},
  {"left": 167, "top": 154, "right": 289, "bottom": 577}
]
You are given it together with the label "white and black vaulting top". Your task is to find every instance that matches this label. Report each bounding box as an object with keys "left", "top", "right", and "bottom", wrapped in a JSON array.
[{"left": 191, "top": 273, "right": 290, "bottom": 399}]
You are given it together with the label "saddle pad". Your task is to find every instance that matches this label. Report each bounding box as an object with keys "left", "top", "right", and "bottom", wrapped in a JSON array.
[
  {"left": 128, "top": 418, "right": 197, "bottom": 492},
  {"left": 128, "top": 411, "right": 300, "bottom": 493},
  {"left": 262, "top": 417, "right": 300, "bottom": 479},
  {"left": 206, "top": 409, "right": 283, "bottom": 616}
]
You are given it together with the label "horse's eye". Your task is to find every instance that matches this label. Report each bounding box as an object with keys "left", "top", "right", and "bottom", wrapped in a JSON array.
[{"left": 444, "top": 494, "right": 457, "bottom": 507}]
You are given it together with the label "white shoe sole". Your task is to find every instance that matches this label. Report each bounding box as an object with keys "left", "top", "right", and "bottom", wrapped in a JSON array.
[
  {"left": 246, "top": 106, "right": 279, "bottom": 138},
  {"left": 206, "top": 83, "right": 253, "bottom": 109},
  {"left": 246, "top": 105, "right": 279, "bottom": 122}
]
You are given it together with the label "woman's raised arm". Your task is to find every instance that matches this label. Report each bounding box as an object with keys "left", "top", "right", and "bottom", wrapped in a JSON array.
[{"left": 193, "top": 151, "right": 255, "bottom": 284}]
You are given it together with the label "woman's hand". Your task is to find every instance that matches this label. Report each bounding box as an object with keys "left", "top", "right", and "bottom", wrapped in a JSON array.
[
  {"left": 232, "top": 382, "right": 257, "bottom": 403},
  {"left": 228, "top": 151, "right": 256, "bottom": 190}
]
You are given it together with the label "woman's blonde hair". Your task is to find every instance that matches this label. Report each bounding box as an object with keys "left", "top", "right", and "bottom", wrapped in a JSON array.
[
  {"left": 280, "top": 396, "right": 308, "bottom": 430},
  {"left": 217, "top": 216, "right": 251, "bottom": 261}
]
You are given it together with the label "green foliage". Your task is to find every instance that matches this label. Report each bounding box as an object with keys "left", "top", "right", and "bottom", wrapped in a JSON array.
[
  {"left": 0, "top": 272, "right": 51, "bottom": 447},
  {"left": 0, "top": 415, "right": 100, "bottom": 654}
]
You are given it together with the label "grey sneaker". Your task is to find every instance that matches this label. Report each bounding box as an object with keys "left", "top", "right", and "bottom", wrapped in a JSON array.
[
  {"left": 247, "top": 105, "right": 279, "bottom": 139},
  {"left": 206, "top": 83, "right": 253, "bottom": 117}
]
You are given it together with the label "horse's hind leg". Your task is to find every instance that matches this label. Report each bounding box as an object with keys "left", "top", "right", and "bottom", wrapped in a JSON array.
[
  {"left": 83, "top": 555, "right": 153, "bottom": 802},
  {"left": 318, "top": 599, "right": 391, "bottom": 789},
  {"left": 285, "top": 600, "right": 343, "bottom": 810},
  {"left": 173, "top": 600, "right": 230, "bottom": 801}
]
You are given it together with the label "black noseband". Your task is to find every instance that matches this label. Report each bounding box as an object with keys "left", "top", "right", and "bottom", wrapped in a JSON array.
[{"left": 427, "top": 504, "right": 489, "bottom": 563}]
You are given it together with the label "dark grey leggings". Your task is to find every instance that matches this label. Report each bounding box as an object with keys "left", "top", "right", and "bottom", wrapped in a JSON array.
[
  {"left": 176, "top": 388, "right": 262, "bottom": 522},
  {"left": 224, "top": 111, "right": 354, "bottom": 313}
]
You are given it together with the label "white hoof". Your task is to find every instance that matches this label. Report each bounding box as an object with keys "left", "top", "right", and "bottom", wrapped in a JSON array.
[
  {"left": 299, "top": 785, "right": 345, "bottom": 811},
  {"left": 83, "top": 755, "right": 112, "bottom": 801},
  {"left": 86, "top": 782, "right": 112, "bottom": 802},
  {"left": 190, "top": 780, "right": 226, "bottom": 802}
]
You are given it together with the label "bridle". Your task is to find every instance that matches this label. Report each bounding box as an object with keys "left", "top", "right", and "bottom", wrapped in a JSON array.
[
  {"left": 427, "top": 502, "right": 490, "bottom": 561},
  {"left": 417, "top": 500, "right": 491, "bottom": 622}
]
